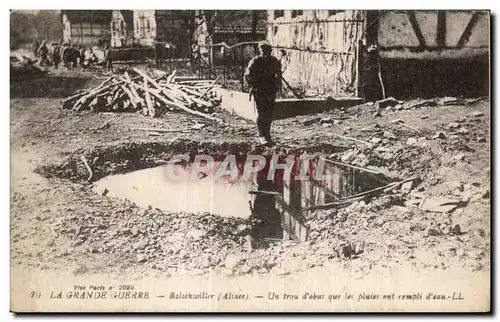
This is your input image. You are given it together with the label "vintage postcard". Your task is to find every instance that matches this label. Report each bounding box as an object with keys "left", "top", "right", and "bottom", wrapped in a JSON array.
[{"left": 10, "top": 9, "right": 490, "bottom": 312}]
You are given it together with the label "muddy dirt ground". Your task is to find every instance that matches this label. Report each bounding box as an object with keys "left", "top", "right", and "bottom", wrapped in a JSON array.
[{"left": 10, "top": 67, "right": 490, "bottom": 284}]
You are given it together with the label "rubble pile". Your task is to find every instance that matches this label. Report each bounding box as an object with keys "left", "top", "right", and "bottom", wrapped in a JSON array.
[
  {"left": 10, "top": 53, "right": 45, "bottom": 79},
  {"left": 21, "top": 89, "right": 489, "bottom": 278},
  {"left": 53, "top": 199, "right": 252, "bottom": 275},
  {"left": 299, "top": 178, "right": 490, "bottom": 273},
  {"left": 61, "top": 68, "right": 222, "bottom": 119},
  {"left": 325, "top": 107, "right": 488, "bottom": 178},
  {"left": 371, "top": 96, "right": 487, "bottom": 113}
]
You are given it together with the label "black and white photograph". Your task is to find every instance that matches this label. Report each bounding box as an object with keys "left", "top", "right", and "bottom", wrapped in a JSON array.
[{"left": 9, "top": 9, "right": 490, "bottom": 312}]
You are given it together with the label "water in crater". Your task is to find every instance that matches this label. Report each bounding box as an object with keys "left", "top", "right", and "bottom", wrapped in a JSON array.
[{"left": 92, "top": 154, "right": 392, "bottom": 248}]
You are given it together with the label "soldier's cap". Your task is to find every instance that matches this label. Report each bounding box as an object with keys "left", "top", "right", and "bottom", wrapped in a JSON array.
[{"left": 258, "top": 41, "right": 272, "bottom": 49}]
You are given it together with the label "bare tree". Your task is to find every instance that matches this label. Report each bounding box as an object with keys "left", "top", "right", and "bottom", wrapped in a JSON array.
[{"left": 34, "top": 11, "right": 62, "bottom": 42}]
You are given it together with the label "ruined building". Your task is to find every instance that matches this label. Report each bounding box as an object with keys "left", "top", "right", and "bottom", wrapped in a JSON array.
[
  {"left": 61, "top": 10, "right": 112, "bottom": 46},
  {"left": 369, "top": 10, "right": 489, "bottom": 99},
  {"left": 267, "top": 10, "right": 365, "bottom": 98},
  {"left": 110, "top": 10, "right": 134, "bottom": 48},
  {"left": 133, "top": 10, "right": 189, "bottom": 57},
  {"left": 266, "top": 10, "right": 489, "bottom": 99}
]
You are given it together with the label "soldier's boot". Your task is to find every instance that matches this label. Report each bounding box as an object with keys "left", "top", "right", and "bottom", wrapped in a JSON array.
[
  {"left": 264, "top": 123, "right": 274, "bottom": 146},
  {"left": 257, "top": 117, "right": 269, "bottom": 146}
]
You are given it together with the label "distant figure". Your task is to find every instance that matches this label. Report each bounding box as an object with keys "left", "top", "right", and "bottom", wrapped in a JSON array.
[
  {"left": 63, "top": 44, "right": 73, "bottom": 69},
  {"left": 37, "top": 40, "right": 48, "bottom": 66},
  {"left": 31, "top": 40, "right": 39, "bottom": 58},
  {"left": 244, "top": 41, "right": 282, "bottom": 146},
  {"left": 85, "top": 48, "right": 99, "bottom": 67},
  {"left": 60, "top": 43, "right": 69, "bottom": 67},
  {"left": 101, "top": 44, "right": 113, "bottom": 72},
  {"left": 79, "top": 46, "right": 86, "bottom": 67},
  {"left": 71, "top": 45, "right": 78, "bottom": 68},
  {"left": 51, "top": 42, "right": 61, "bottom": 69},
  {"left": 191, "top": 43, "right": 201, "bottom": 62},
  {"left": 62, "top": 44, "right": 78, "bottom": 69}
]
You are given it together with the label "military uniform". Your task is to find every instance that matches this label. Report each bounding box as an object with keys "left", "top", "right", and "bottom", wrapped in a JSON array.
[
  {"left": 79, "top": 47, "right": 86, "bottom": 67},
  {"left": 32, "top": 40, "right": 39, "bottom": 58},
  {"left": 244, "top": 41, "right": 282, "bottom": 146},
  {"left": 60, "top": 44, "right": 69, "bottom": 68},
  {"left": 52, "top": 44, "right": 61, "bottom": 69},
  {"left": 37, "top": 41, "right": 48, "bottom": 66},
  {"left": 102, "top": 47, "right": 113, "bottom": 72}
]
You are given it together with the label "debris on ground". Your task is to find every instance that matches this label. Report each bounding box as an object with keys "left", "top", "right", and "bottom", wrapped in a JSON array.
[
  {"left": 11, "top": 60, "right": 490, "bottom": 282},
  {"left": 375, "top": 97, "right": 399, "bottom": 109},
  {"left": 420, "top": 197, "right": 461, "bottom": 213},
  {"left": 10, "top": 54, "right": 46, "bottom": 79},
  {"left": 432, "top": 131, "right": 447, "bottom": 139},
  {"left": 61, "top": 68, "right": 222, "bottom": 120}
]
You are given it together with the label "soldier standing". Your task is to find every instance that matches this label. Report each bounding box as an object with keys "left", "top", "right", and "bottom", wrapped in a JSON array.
[
  {"left": 31, "top": 39, "right": 39, "bottom": 58},
  {"left": 37, "top": 40, "right": 48, "bottom": 66},
  {"left": 60, "top": 43, "right": 69, "bottom": 68},
  {"left": 79, "top": 45, "right": 86, "bottom": 67},
  {"left": 63, "top": 44, "right": 75, "bottom": 69},
  {"left": 52, "top": 42, "right": 61, "bottom": 69},
  {"left": 101, "top": 44, "right": 113, "bottom": 72},
  {"left": 244, "top": 41, "right": 282, "bottom": 146}
]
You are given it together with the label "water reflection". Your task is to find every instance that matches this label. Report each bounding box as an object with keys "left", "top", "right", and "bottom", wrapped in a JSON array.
[
  {"left": 244, "top": 154, "right": 390, "bottom": 249},
  {"left": 247, "top": 169, "right": 284, "bottom": 249},
  {"left": 93, "top": 153, "right": 391, "bottom": 250}
]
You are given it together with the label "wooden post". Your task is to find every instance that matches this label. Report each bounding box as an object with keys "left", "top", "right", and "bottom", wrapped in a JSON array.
[
  {"left": 223, "top": 51, "right": 227, "bottom": 87},
  {"left": 171, "top": 48, "right": 174, "bottom": 73},
  {"left": 437, "top": 11, "right": 447, "bottom": 48},
  {"left": 240, "top": 45, "right": 244, "bottom": 92},
  {"left": 457, "top": 12, "right": 480, "bottom": 47},
  {"left": 282, "top": 182, "right": 292, "bottom": 241},
  {"left": 153, "top": 42, "right": 160, "bottom": 66},
  {"left": 406, "top": 11, "right": 427, "bottom": 50},
  {"left": 209, "top": 38, "right": 213, "bottom": 79},
  {"left": 355, "top": 39, "right": 363, "bottom": 98}
]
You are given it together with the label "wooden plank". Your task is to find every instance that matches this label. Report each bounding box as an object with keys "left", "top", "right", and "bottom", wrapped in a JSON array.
[
  {"left": 120, "top": 85, "right": 137, "bottom": 109},
  {"left": 143, "top": 77, "right": 154, "bottom": 117},
  {"left": 121, "top": 79, "right": 221, "bottom": 122},
  {"left": 124, "top": 72, "right": 143, "bottom": 104},
  {"left": 132, "top": 67, "right": 162, "bottom": 89},
  {"left": 198, "top": 76, "right": 220, "bottom": 100},
  {"left": 406, "top": 11, "right": 427, "bottom": 49},
  {"left": 134, "top": 128, "right": 189, "bottom": 133},
  {"left": 457, "top": 12, "right": 481, "bottom": 47},
  {"left": 437, "top": 11, "right": 447, "bottom": 48}
]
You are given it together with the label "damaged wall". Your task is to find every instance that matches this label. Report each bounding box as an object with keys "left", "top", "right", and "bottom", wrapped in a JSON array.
[
  {"left": 133, "top": 10, "right": 157, "bottom": 47},
  {"left": 155, "top": 10, "right": 189, "bottom": 58},
  {"left": 377, "top": 11, "right": 489, "bottom": 51},
  {"left": 192, "top": 11, "right": 267, "bottom": 67},
  {"left": 61, "top": 10, "right": 111, "bottom": 46},
  {"left": 110, "top": 10, "right": 134, "bottom": 48},
  {"left": 267, "top": 10, "right": 366, "bottom": 98},
  {"left": 373, "top": 10, "right": 490, "bottom": 99},
  {"left": 133, "top": 10, "right": 188, "bottom": 57}
]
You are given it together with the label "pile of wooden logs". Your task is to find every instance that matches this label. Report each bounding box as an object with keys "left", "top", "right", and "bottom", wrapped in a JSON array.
[{"left": 61, "top": 68, "right": 222, "bottom": 120}]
